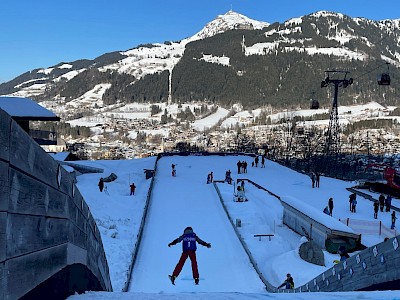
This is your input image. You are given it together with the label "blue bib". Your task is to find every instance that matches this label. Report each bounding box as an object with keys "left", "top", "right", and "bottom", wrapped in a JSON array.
[{"left": 182, "top": 233, "right": 197, "bottom": 251}]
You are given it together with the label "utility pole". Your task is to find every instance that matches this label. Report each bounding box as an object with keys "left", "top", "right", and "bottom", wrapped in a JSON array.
[{"left": 321, "top": 70, "right": 353, "bottom": 156}]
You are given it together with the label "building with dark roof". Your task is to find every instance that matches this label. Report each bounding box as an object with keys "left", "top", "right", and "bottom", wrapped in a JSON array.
[{"left": 0, "top": 96, "right": 60, "bottom": 144}]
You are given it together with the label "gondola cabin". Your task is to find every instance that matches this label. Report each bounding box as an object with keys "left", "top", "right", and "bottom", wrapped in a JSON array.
[{"left": 377, "top": 73, "right": 391, "bottom": 85}]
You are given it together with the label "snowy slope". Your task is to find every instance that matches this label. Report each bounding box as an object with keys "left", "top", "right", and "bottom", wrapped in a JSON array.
[
  {"left": 128, "top": 156, "right": 265, "bottom": 293},
  {"left": 68, "top": 154, "right": 400, "bottom": 299}
]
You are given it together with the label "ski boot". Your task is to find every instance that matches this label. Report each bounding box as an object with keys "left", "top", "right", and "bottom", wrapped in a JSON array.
[
  {"left": 194, "top": 278, "right": 199, "bottom": 285},
  {"left": 168, "top": 275, "right": 176, "bottom": 285}
]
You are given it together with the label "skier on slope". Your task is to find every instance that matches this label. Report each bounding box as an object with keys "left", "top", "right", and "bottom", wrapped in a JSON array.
[
  {"left": 171, "top": 164, "right": 176, "bottom": 177},
  {"left": 168, "top": 227, "right": 211, "bottom": 285}
]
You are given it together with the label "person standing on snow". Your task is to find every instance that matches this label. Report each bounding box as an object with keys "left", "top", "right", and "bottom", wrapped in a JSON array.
[
  {"left": 98, "top": 178, "right": 104, "bottom": 192},
  {"left": 351, "top": 197, "right": 357, "bottom": 213},
  {"left": 328, "top": 197, "right": 334, "bottom": 216},
  {"left": 225, "top": 170, "right": 232, "bottom": 184},
  {"left": 237, "top": 160, "right": 242, "bottom": 174},
  {"left": 130, "top": 182, "right": 136, "bottom": 196},
  {"left": 373, "top": 200, "right": 379, "bottom": 219},
  {"left": 207, "top": 172, "right": 213, "bottom": 184},
  {"left": 391, "top": 211, "right": 397, "bottom": 229},
  {"left": 349, "top": 193, "right": 356, "bottom": 211},
  {"left": 168, "top": 227, "right": 211, "bottom": 285},
  {"left": 379, "top": 194, "right": 385, "bottom": 212},
  {"left": 171, "top": 164, "right": 176, "bottom": 177},
  {"left": 243, "top": 161, "right": 248, "bottom": 173},
  {"left": 310, "top": 172, "right": 316, "bottom": 188},
  {"left": 315, "top": 172, "right": 320, "bottom": 188},
  {"left": 385, "top": 194, "right": 392, "bottom": 212}
]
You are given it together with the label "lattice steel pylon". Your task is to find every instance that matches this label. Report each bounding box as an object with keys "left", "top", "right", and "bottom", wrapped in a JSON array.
[{"left": 321, "top": 70, "right": 354, "bottom": 156}]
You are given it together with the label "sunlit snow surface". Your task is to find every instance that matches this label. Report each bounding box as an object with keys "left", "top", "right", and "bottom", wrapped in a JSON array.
[{"left": 67, "top": 155, "right": 400, "bottom": 299}]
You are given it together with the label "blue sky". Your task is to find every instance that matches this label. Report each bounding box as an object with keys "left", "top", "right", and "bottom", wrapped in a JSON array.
[{"left": 1, "top": 0, "right": 399, "bottom": 84}]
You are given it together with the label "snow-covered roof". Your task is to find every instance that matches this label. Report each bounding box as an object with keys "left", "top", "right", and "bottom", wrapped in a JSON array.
[{"left": 0, "top": 96, "right": 59, "bottom": 121}]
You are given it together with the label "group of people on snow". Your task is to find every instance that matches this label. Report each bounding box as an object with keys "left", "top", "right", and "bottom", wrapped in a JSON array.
[
  {"left": 251, "top": 155, "right": 266, "bottom": 168},
  {"left": 237, "top": 160, "right": 248, "bottom": 174},
  {"left": 374, "top": 194, "right": 397, "bottom": 228}
]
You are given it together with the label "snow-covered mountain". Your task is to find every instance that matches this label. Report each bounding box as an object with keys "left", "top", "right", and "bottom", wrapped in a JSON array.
[
  {"left": 1, "top": 10, "right": 399, "bottom": 112},
  {"left": 0, "top": 11, "right": 267, "bottom": 99},
  {"left": 190, "top": 10, "right": 269, "bottom": 41}
]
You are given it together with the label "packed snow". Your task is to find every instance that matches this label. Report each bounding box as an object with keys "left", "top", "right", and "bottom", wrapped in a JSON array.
[{"left": 64, "top": 154, "right": 400, "bottom": 299}]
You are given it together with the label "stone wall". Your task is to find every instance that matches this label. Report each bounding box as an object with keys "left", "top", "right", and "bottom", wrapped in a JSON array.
[
  {"left": 0, "top": 109, "right": 112, "bottom": 299},
  {"left": 289, "top": 235, "right": 400, "bottom": 292}
]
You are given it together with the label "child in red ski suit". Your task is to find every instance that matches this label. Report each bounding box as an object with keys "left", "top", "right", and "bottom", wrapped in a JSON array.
[{"left": 168, "top": 227, "right": 211, "bottom": 285}]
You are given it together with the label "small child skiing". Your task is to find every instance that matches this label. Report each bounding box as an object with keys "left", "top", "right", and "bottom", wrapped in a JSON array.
[
  {"left": 171, "top": 164, "right": 176, "bottom": 177},
  {"left": 168, "top": 227, "right": 211, "bottom": 285}
]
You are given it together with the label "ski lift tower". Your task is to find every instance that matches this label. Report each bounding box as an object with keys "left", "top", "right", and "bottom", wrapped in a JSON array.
[{"left": 320, "top": 70, "right": 353, "bottom": 156}]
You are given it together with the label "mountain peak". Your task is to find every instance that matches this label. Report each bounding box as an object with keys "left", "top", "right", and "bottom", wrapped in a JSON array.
[
  {"left": 190, "top": 10, "right": 269, "bottom": 41},
  {"left": 309, "top": 10, "right": 346, "bottom": 19}
]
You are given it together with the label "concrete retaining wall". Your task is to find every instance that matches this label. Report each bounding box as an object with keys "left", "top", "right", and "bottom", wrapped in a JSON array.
[
  {"left": 223, "top": 178, "right": 400, "bottom": 293},
  {"left": 122, "top": 159, "right": 158, "bottom": 292},
  {"left": 213, "top": 182, "right": 277, "bottom": 292},
  {"left": 0, "top": 109, "right": 112, "bottom": 300},
  {"left": 290, "top": 235, "right": 400, "bottom": 293}
]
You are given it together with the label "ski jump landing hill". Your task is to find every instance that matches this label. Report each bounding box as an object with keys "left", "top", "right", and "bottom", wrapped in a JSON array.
[
  {"left": 127, "top": 153, "right": 400, "bottom": 294},
  {"left": 0, "top": 108, "right": 112, "bottom": 299}
]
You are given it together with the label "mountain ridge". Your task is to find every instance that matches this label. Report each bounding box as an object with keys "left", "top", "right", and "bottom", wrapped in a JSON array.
[{"left": 1, "top": 10, "right": 399, "bottom": 111}]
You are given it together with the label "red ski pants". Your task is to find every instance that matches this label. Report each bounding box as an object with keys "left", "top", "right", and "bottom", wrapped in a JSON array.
[{"left": 172, "top": 250, "right": 199, "bottom": 278}]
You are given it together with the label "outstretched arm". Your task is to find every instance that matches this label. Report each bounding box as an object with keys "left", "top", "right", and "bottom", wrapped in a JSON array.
[
  {"left": 196, "top": 236, "right": 211, "bottom": 248},
  {"left": 168, "top": 238, "right": 180, "bottom": 247},
  {"left": 277, "top": 281, "right": 286, "bottom": 289},
  {"left": 168, "top": 234, "right": 184, "bottom": 247}
]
